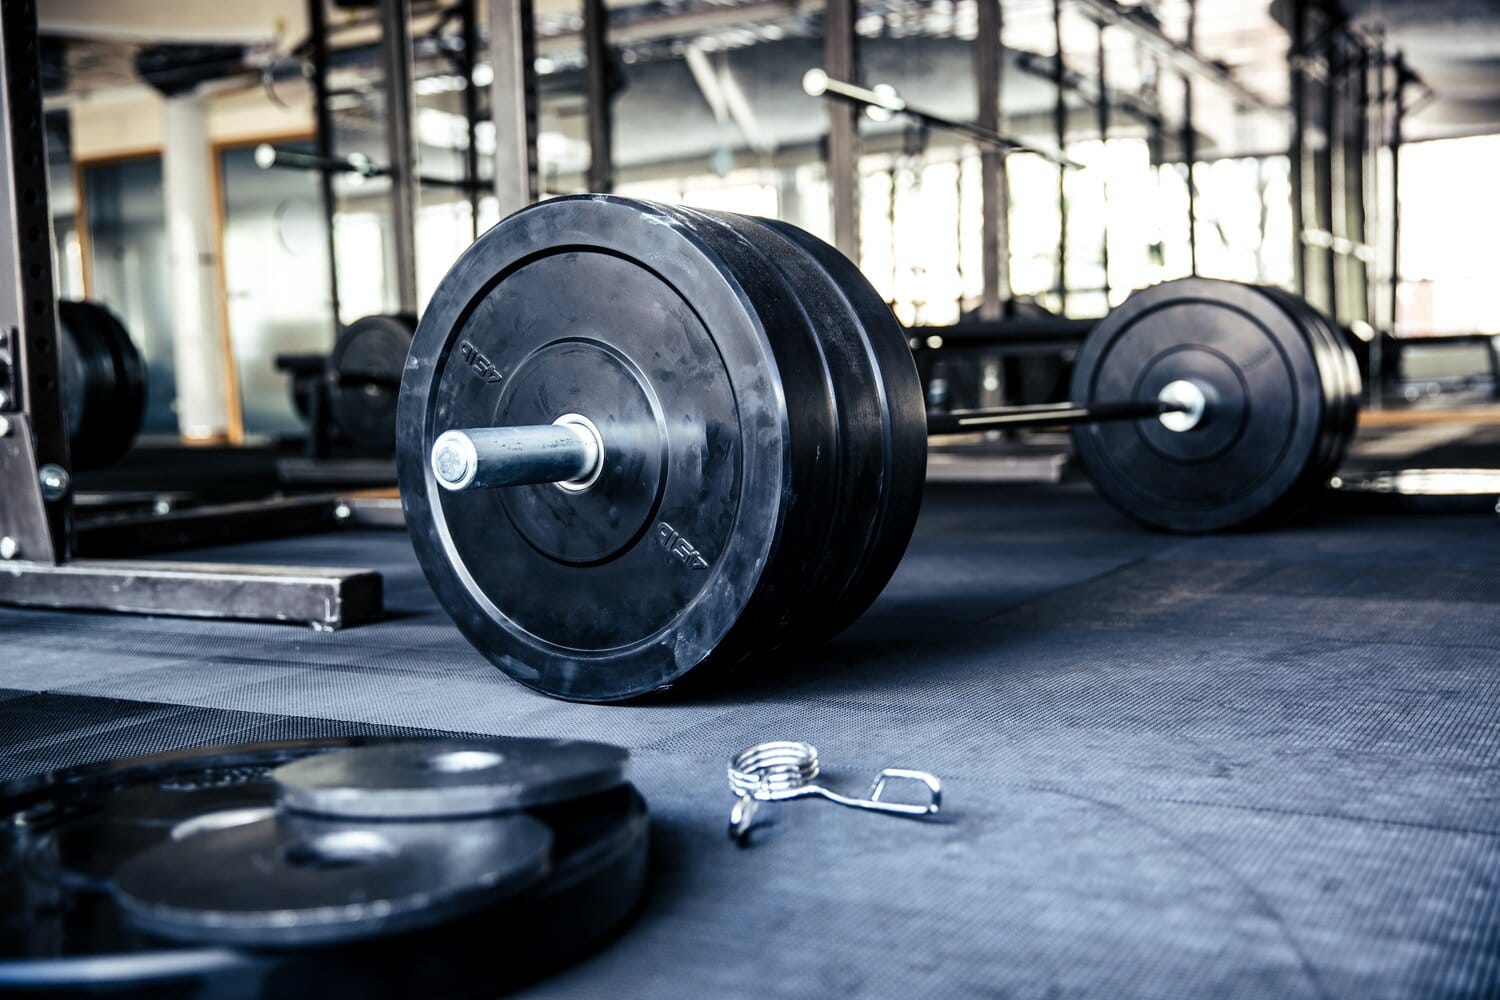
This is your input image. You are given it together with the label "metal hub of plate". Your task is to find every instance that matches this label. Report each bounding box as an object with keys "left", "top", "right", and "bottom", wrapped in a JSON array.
[
  {"left": 1070, "top": 277, "right": 1357, "bottom": 533},
  {"left": 113, "top": 810, "right": 553, "bottom": 947},
  {"left": 329, "top": 312, "right": 415, "bottom": 453},
  {"left": 272, "top": 738, "right": 630, "bottom": 819}
]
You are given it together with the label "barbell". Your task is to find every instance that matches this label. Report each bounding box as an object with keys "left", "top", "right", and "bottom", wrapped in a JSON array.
[{"left": 396, "top": 196, "right": 1360, "bottom": 702}]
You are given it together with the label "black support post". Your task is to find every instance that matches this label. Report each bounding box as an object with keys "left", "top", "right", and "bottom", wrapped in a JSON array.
[
  {"left": 1289, "top": 0, "right": 1307, "bottom": 297},
  {"left": 0, "top": 0, "right": 70, "bottom": 562},
  {"left": 380, "top": 0, "right": 419, "bottom": 314},
  {"left": 306, "top": 0, "right": 344, "bottom": 331},
  {"left": 583, "top": 0, "right": 614, "bottom": 193},
  {"left": 459, "top": 0, "right": 482, "bottom": 239},
  {"left": 1096, "top": 16, "right": 1111, "bottom": 300},
  {"left": 0, "top": 0, "right": 383, "bottom": 626},
  {"left": 825, "top": 0, "right": 860, "bottom": 259},
  {"left": 1318, "top": 23, "right": 1339, "bottom": 320},
  {"left": 1052, "top": 0, "right": 1068, "bottom": 312},
  {"left": 976, "top": 0, "right": 1009, "bottom": 320},
  {"left": 1182, "top": 0, "right": 1197, "bottom": 275},
  {"left": 489, "top": 0, "right": 539, "bottom": 217},
  {"left": 1389, "top": 53, "right": 1406, "bottom": 341}
]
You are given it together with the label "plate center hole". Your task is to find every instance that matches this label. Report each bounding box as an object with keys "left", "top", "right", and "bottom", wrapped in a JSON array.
[
  {"left": 284, "top": 830, "right": 398, "bottom": 870},
  {"left": 424, "top": 749, "right": 505, "bottom": 773}
]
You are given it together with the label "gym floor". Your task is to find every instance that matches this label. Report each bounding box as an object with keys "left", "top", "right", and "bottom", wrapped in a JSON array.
[{"left": 2, "top": 428, "right": 1498, "bottom": 997}]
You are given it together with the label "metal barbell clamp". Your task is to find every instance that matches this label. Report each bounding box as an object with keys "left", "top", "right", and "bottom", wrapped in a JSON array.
[{"left": 727, "top": 741, "right": 942, "bottom": 845}]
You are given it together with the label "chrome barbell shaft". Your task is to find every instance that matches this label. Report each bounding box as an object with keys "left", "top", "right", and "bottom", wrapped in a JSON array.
[{"left": 431, "top": 414, "right": 604, "bottom": 492}]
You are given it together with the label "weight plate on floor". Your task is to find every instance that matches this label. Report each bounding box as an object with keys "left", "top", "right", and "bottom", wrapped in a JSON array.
[
  {"left": 397, "top": 195, "right": 838, "bottom": 701},
  {"left": 755, "top": 217, "right": 927, "bottom": 640},
  {"left": 273, "top": 738, "right": 629, "bottom": 818},
  {"left": 57, "top": 299, "right": 147, "bottom": 470},
  {"left": 0, "top": 739, "right": 649, "bottom": 997},
  {"left": 1263, "top": 287, "right": 1361, "bottom": 484},
  {"left": 329, "top": 312, "right": 415, "bottom": 453},
  {"left": 113, "top": 810, "right": 552, "bottom": 947},
  {"left": 1251, "top": 285, "right": 1360, "bottom": 507},
  {"left": 1070, "top": 277, "right": 1333, "bottom": 533},
  {"left": 650, "top": 204, "right": 844, "bottom": 662}
]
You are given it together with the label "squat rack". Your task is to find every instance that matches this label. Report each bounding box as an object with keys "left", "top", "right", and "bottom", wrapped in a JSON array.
[{"left": 0, "top": 0, "right": 381, "bottom": 629}]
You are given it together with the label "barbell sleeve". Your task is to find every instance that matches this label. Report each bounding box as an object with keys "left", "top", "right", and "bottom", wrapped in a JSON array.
[{"left": 431, "top": 415, "right": 604, "bottom": 492}]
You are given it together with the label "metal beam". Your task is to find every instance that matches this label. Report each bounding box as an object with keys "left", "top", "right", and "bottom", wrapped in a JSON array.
[
  {"left": 1317, "top": 23, "right": 1338, "bottom": 319},
  {"left": 1095, "top": 17, "right": 1111, "bottom": 300},
  {"left": 1052, "top": 0, "right": 1067, "bottom": 312},
  {"left": 459, "top": 0, "right": 483, "bottom": 238},
  {"left": 1389, "top": 53, "right": 1407, "bottom": 340},
  {"left": 1289, "top": 0, "right": 1307, "bottom": 296},
  {"left": 1073, "top": 0, "right": 1277, "bottom": 112},
  {"left": 1182, "top": 0, "right": 1197, "bottom": 275},
  {"left": 307, "top": 0, "right": 343, "bottom": 333},
  {"left": 583, "top": 0, "right": 613, "bottom": 192},
  {"left": 975, "top": 0, "right": 1008, "bottom": 320},
  {"left": 489, "top": 0, "right": 539, "bottom": 217},
  {"left": 824, "top": 0, "right": 859, "bottom": 259},
  {"left": 0, "top": 0, "right": 71, "bottom": 561},
  {"left": 380, "top": 0, "right": 419, "bottom": 313},
  {"left": 0, "top": 560, "right": 383, "bottom": 630}
]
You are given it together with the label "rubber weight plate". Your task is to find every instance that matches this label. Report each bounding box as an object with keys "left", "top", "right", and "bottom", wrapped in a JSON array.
[
  {"left": 756, "top": 217, "right": 927, "bottom": 640},
  {"left": 1259, "top": 286, "right": 1361, "bottom": 485},
  {"left": 648, "top": 204, "right": 844, "bottom": 661},
  {"left": 330, "top": 312, "right": 416, "bottom": 453},
  {"left": 1070, "top": 277, "right": 1333, "bottom": 533},
  {"left": 695, "top": 210, "right": 925, "bottom": 646},
  {"left": 113, "top": 810, "right": 551, "bottom": 947},
  {"left": 56, "top": 299, "right": 148, "bottom": 470},
  {"left": 398, "top": 195, "right": 839, "bottom": 702},
  {"left": 274, "top": 737, "right": 628, "bottom": 819},
  {"left": 0, "top": 740, "right": 648, "bottom": 997}
]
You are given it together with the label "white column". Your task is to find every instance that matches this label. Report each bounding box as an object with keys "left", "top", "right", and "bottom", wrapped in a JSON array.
[{"left": 161, "top": 93, "right": 231, "bottom": 441}]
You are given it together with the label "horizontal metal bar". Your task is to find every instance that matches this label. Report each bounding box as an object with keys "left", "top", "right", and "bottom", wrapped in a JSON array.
[
  {"left": 0, "top": 559, "right": 383, "bottom": 629},
  {"left": 926, "top": 399, "right": 1173, "bottom": 434},
  {"left": 1073, "top": 0, "right": 1277, "bottom": 112},
  {"left": 432, "top": 419, "right": 601, "bottom": 492},
  {"left": 803, "top": 71, "right": 1080, "bottom": 169},
  {"left": 334, "top": 496, "right": 406, "bottom": 529},
  {"left": 907, "top": 317, "right": 1097, "bottom": 350},
  {"left": 75, "top": 495, "right": 344, "bottom": 558},
  {"left": 256, "top": 144, "right": 381, "bottom": 177},
  {"left": 255, "top": 144, "right": 488, "bottom": 193},
  {"left": 276, "top": 457, "right": 397, "bottom": 488}
]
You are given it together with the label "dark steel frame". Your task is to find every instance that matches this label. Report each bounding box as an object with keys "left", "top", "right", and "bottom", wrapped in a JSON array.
[
  {"left": 0, "top": 0, "right": 381, "bottom": 630},
  {"left": 489, "top": 0, "right": 539, "bottom": 216},
  {"left": 583, "top": 0, "right": 614, "bottom": 193}
]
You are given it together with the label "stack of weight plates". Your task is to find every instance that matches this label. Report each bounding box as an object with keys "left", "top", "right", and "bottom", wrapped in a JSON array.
[
  {"left": 56, "top": 299, "right": 148, "bottom": 470},
  {"left": 328, "top": 313, "right": 417, "bottom": 454},
  {"left": 0, "top": 737, "right": 648, "bottom": 997}
]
